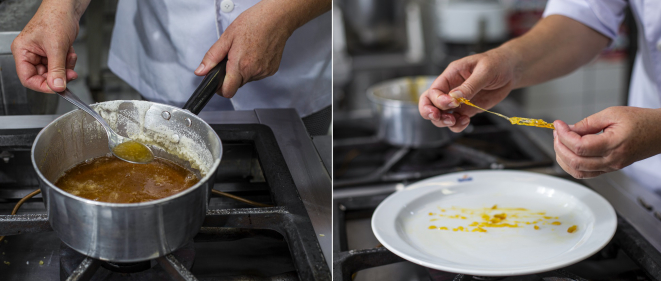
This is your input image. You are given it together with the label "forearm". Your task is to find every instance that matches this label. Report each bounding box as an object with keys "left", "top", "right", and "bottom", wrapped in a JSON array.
[
  {"left": 36, "top": 0, "right": 91, "bottom": 22},
  {"left": 503, "top": 15, "right": 610, "bottom": 89},
  {"left": 260, "top": 0, "right": 331, "bottom": 34}
]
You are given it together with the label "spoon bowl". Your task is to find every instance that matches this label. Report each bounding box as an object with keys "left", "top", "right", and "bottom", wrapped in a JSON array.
[{"left": 56, "top": 88, "right": 154, "bottom": 164}]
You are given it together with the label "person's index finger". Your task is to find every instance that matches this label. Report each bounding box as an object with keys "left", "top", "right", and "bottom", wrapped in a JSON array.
[
  {"left": 197, "top": 36, "right": 231, "bottom": 76},
  {"left": 556, "top": 120, "right": 611, "bottom": 157},
  {"left": 15, "top": 60, "right": 50, "bottom": 93},
  {"left": 15, "top": 59, "right": 38, "bottom": 82},
  {"left": 430, "top": 70, "right": 452, "bottom": 94},
  {"left": 448, "top": 63, "right": 491, "bottom": 100},
  {"left": 26, "top": 75, "right": 52, "bottom": 93}
]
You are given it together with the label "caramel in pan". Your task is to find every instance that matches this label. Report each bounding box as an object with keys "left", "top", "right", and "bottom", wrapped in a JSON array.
[{"left": 56, "top": 156, "right": 199, "bottom": 203}]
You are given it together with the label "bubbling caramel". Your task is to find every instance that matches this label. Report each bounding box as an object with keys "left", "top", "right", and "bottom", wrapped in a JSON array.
[{"left": 55, "top": 156, "right": 199, "bottom": 203}]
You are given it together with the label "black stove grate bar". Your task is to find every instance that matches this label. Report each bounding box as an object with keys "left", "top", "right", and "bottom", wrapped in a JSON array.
[
  {"left": 614, "top": 218, "right": 661, "bottom": 279},
  {"left": 157, "top": 254, "right": 198, "bottom": 281},
  {"left": 336, "top": 245, "right": 593, "bottom": 281},
  {"left": 0, "top": 213, "right": 50, "bottom": 235},
  {"left": 203, "top": 208, "right": 327, "bottom": 280},
  {"left": 195, "top": 227, "right": 285, "bottom": 242},
  {"left": 196, "top": 271, "right": 299, "bottom": 281},
  {"left": 216, "top": 124, "right": 330, "bottom": 280},
  {"left": 66, "top": 257, "right": 101, "bottom": 281},
  {"left": 450, "top": 268, "right": 588, "bottom": 281},
  {"left": 333, "top": 146, "right": 409, "bottom": 187},
  {"left": 333, "top": 247, "right": 405, "bottom": 281},
  {"left": 63, "top": 254, "right": 198, "bottom": 281}
]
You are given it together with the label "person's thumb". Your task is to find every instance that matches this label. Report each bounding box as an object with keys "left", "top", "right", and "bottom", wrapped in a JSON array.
[
  {"left": 448, "top": 64, "right": 490, "bottom": 101},
  {"left": 46, "top": 46, "right": 69, "bottom": 92}
]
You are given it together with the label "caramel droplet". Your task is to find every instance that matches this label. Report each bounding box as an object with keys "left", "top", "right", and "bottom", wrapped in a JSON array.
[{"left": 567, "top": 225, "right": 577, "bottom": 233}]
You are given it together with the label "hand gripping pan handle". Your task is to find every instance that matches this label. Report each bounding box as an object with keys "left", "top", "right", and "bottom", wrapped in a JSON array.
[{"left": 183, "top": 58, "right": 228, "bottom": 115}]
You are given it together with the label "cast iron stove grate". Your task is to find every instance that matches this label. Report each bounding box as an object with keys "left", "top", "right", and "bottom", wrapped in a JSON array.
[
  {"left": 0, "top": 120, "right": 330, "bottom": 280},
  {"left": 333, "top": 192, "right": 661, "bottom": 281}
]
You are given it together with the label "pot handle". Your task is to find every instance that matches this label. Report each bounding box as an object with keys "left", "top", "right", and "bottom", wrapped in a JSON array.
[{"left": 183, "top": 58, "right": 228, "bottom": 115}]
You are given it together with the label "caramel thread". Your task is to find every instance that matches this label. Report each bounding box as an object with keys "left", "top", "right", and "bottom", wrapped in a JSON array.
[{"left": 456, "top": 98, "right": 555, "bottom": 129}]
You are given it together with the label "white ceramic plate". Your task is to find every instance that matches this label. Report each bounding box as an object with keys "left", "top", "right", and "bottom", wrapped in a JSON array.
[{"left": 372, "top": 170, "right": 616, "bottom": 276}]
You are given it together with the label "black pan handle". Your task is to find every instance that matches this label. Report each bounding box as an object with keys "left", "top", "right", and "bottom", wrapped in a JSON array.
[{"left": 183, "top": 58, "right": 228, "bottom": 115}]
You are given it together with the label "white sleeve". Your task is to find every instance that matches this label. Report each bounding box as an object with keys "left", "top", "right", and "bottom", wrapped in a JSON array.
[{"left": 543, "top": 0, "right": 628, "bottom": 40}]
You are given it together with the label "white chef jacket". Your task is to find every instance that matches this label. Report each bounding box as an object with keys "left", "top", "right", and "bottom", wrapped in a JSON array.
[
  {"left": 107, "top": 0, "right": 331, "bottom": 117},
  {"left": 543, "top": 0, "right": 661, "bottom": 191}
]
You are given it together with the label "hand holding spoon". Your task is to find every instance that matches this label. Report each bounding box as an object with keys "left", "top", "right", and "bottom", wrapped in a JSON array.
[{"left": 57, "top": 88, "right": 154, "bottom": 164}]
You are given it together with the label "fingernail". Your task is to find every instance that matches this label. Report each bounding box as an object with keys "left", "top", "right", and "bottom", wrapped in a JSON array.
[
  {"left": 449, "top": 100, "right": 460, "bottom": 108},
  {"left": 195, "top": 63, "right": 205, "bottom": 73},
  {"left": 443, "top": 118, "right": 453, "bottom": 126},
  {"left": 461, "top": 118, "right": 469, "bottom": 125},
  {"left": 449, "top": 90, "right": 464, "bottom": 99},
  {"left": 428, "top": 113, "right": 435, "bottom": 120},
  {"left": 54, "top": 78, "right": 64, "bottom": 88}
]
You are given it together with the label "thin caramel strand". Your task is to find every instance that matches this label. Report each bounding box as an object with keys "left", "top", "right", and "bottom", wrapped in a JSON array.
[
  {"left": 456, "top": 97, "right": 555, "bottom": 129},
  {"left": 456, "top": 98, "right": 510, "bottom": 120}
]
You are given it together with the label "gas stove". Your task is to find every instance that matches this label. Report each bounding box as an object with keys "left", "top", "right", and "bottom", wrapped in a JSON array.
[
  {"left": 333, "top": 99, "right": 661, "bottom": 280},
  {"left": 0, "top": 109, "right": 331, "bottom": 280}
]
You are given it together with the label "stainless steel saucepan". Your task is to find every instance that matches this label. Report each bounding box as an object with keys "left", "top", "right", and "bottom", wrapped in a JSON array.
[
  {"left": 31, "top": 60, "right": 228, "bottom": 262},
  {"left": 367, "top": 76, "right": 457, "bottom": 148}
]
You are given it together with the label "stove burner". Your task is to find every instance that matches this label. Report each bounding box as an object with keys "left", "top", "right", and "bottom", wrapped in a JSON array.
[
  {"left": 100, "top": 261, "right": 151, "bottom": 274},
  {"left": 59, "top": 241, "right": 195, "bottom": 280}
]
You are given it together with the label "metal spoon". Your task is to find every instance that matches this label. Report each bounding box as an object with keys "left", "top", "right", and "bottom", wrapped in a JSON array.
[{"left": 57, "top": 88, "right": 154, "bottom": 164}]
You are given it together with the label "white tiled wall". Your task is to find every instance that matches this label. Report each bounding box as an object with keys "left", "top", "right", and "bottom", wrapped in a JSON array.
[{"left": 523, "top": 58, "right": 627, "bottom": 125}]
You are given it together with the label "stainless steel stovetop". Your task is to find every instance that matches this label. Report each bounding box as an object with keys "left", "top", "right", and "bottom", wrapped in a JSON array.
[
  {"left": 0, "top": 109, "right": 331, "bottom": 280},
  {"left": 333, "top": 99, "right": 661, "bottom": 280}
]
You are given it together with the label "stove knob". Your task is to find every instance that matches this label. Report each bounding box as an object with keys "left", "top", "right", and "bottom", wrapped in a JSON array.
[
  {"left": 638, "top": 197, "right": 653, "bottom": 211},
  {"left": 655, "top": 212, "right": 661, "bottom": 221},
  {"left": 0, "top": 151, "right": 13, "bottom": 163}
]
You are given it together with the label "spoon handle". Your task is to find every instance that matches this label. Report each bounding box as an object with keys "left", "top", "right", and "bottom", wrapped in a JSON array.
[
  {"left": 183, "top": 58, "right": 228, "bottom": 115},
  {"left": 57, "top": 88, "right": 114, "bottom": 138}
]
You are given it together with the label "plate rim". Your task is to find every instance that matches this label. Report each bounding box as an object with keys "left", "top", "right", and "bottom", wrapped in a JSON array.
[{"left": 371, "top": 170, "right": 617, "bottom": 276}]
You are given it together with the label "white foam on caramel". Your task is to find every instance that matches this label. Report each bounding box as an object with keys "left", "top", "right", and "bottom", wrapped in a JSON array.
[{"left": 92, "top": 101, "right": 216, "bottom": 176}]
